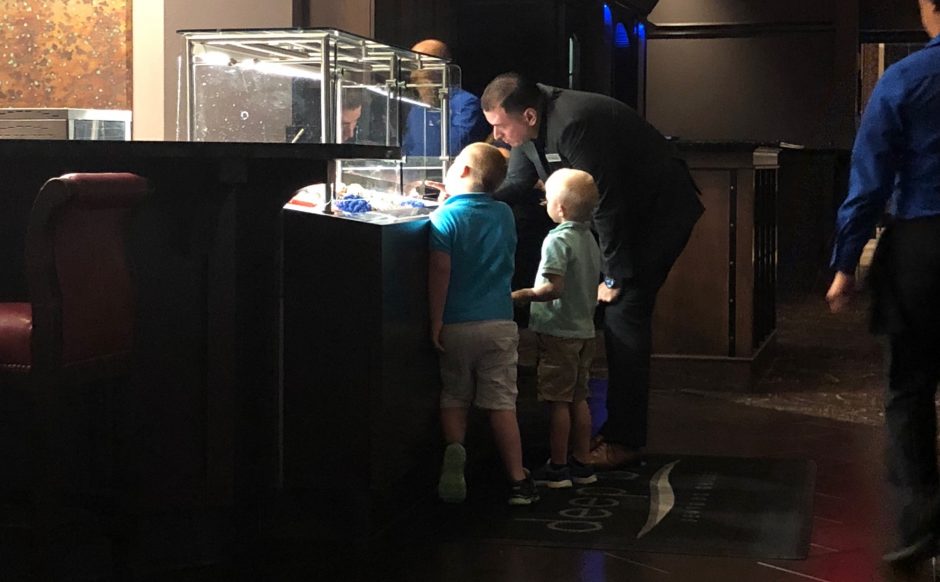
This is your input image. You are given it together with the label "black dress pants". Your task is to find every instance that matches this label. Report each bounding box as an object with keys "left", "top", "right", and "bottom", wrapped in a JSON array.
[
  {"left": 599, "top": 210, "right": 698, "bottom": 448},
  {"left": 873, "top": 214, "right": 940, "bottom": 546},
  {"left": 885, "top": 331, "right": 940, "bottom": 546}
]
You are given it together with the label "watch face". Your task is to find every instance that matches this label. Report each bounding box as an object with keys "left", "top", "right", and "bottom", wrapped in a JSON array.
[{"left": 604, "top": 277, "right": 617, "bottom": 288}]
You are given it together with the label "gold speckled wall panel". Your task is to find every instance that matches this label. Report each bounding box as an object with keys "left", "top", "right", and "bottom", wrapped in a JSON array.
[{"left": 0, "top": 0, "right": 131, "bottom": 109}]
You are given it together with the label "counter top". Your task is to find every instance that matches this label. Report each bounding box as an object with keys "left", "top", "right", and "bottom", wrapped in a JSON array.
[{"left": 0, "top": 139, "right": 400, "bottom": 161}]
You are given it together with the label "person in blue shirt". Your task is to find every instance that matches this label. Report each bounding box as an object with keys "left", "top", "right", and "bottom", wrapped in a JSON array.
[
  {"left": 403, "top": 40, "right": 490, "bottom": 157},
  {"left": 827, "top": 0, "right": 940, "bottom": 573},
  {"left": 428, "top": 142, "right": 538, "bottom": 506}
]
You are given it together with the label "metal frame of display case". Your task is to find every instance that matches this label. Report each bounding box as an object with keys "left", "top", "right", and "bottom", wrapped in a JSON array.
[
  {"left": 178, "top": 28, "right": 451, "bottom": 150},
  {"left": 179, "top": 29, "right": 458, "bottom": 211}
]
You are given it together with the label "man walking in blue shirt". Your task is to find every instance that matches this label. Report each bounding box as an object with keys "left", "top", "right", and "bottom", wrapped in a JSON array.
[{"left": 827, "top": 0, "right": 940, "bottom": 574}]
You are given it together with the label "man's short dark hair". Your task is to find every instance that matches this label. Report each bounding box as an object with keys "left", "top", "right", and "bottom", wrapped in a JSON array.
[
  {"left": 343, "top": 89, "right": 364, "bottom": 111},
  {"left": 931, "top": 0, "right": 940, "bottom": 12},
  {"left": 481, "top": 72, "right": 543, "bottom": 114}
]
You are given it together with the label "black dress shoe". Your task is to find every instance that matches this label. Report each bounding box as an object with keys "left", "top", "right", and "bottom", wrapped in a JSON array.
[{"left": 883, "top": 532, "right": 938, "bottom": 571}]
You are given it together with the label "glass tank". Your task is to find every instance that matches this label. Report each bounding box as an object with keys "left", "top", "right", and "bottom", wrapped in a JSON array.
[
  {"left": 178, "top": 28, "right": 456, "bottom": 149},
  {"left": 178, "top": 28, "right": 465, "bottom": 223},
  {"left": 285, "top": 157, "right": 440, "bottom": 224}
]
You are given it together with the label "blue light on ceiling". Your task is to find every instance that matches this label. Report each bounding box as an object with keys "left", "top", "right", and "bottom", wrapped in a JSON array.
[
  {"left": 614, "top": 23, "right": 630, "bottom": 48},
  {"left": 603, "top": 4, "right": 612, "bottom": 27}
]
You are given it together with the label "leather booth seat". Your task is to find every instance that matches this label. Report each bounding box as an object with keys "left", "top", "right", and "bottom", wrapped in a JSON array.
[{"left": 0, "top": 303, "right": 31, "bottom": 375}]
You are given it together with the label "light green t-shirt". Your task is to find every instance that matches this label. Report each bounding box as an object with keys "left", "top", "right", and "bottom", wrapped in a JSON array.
[{"left": 529, "top": 221, "right": 601, "bottom": 339}]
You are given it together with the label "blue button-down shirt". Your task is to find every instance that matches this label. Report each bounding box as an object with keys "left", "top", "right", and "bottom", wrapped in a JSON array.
[
  {"left": 831, "top": 34, "right": 940, "bottom": 273},
  {"left": 402, "top": 88, "right": 490, "bottom": 157}
]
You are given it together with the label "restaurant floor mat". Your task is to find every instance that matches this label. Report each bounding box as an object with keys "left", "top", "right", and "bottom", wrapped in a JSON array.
[{"left": 446, "top": 454, "right": 816, "bottom": 560}]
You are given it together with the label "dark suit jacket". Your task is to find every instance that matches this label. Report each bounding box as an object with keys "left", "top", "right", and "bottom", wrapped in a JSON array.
[{"left": 494, "top": 84, "right": 703, "bottom": 282}]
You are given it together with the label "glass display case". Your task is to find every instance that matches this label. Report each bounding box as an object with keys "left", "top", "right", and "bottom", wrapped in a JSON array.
[
  {"left": 0, "top": 108, "right": 131, "bottom": 140},
  {"left": 286, "top": 157, "right": 440, "bottom": 223},
  {"left": 178, "top": 28, "right": 458, "bottom": 148},
  {"left": 178, "top": 28, "right": 462, "bottom": 223}
]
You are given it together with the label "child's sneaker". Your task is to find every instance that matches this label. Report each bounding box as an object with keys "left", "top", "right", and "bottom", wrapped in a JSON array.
[
  {"left": 438, "top": 442, "right": 467, "bottom": 503},
  {"left": 532, "top": 461, "right": 573, "bottom": 489},
  {"left": 569, "top": 456, "right": 597, "bottom": 485},
  {"left": 508, "top": 469, "right": 540, "bottom": 506}
]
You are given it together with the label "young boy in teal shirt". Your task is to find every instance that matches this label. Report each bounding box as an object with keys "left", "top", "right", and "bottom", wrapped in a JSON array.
[{"left": 428, "top": 142, "right": 538, "bottom": 506}]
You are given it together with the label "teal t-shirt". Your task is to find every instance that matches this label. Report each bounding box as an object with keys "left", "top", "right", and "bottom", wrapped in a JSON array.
[
  {"left": 529, "top": 221, "right": 601, "bottom": 338},
  {"left": 429, "top": 193, "right": 516, "bottom": 324}
]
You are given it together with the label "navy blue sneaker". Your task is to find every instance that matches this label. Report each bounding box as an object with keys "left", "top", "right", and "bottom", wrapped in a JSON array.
[
  {"left": 508, "top": 469, "right": 540, "bottom": 506},
  {"left": 569, "top": 457, "right": 597, "bottom": 485},
  {"left": 532, "top": 462, "right": 573, "bottom": 489}
]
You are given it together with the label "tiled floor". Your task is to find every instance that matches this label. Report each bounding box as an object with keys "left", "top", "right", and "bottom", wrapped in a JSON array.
[
  {"left": 362, "top": 391, "right": 905, "bottom": 582},
  {"left": 356, "top": 295, "right": 935, "bottom": 582}
]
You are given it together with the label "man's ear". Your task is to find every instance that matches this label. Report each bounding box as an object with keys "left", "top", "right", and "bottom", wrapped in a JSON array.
[
  {"left": 523, "top": 107, "right": 539, "bottom": 127},
  {"left": 459, "top": 164, "right": 472, "bottom": 178}
]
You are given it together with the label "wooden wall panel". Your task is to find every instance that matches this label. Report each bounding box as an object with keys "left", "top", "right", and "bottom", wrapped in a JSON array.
[
  {"left": 649, "top": 0, "right": 837, "bottom": 25},
  {"left": 734, "top": 170, "right": 755, "bottom": 356},
  {"left": 653, "top": 170, "right": 730, "bottom": 356},
  {"left": 646, "top": 0, "right": 858, "bottom": 149}
]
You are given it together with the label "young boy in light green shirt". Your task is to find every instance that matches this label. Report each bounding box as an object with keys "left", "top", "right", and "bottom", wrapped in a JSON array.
[{"left": 512, "top": 168, "right": 601, "bottom": 488}]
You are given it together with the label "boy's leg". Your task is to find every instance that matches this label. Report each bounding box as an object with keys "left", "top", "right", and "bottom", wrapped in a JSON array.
[
  {"left": 488, "top": 409, "right": 525, "bottom": 482},
  {"left": 570, "top": 399, "right": 592, "bottom": 463},
  {"left": 489, "top": 409, "right": 539, "bottom": 505},
  {"left": 568, "top": 397, "right": 597, "bottom": 485},
  {"left": 474, "top": 320, "right": 537, "bottom": 504},
  {"left": 538, "top": 334, "right": 592, "bottom": 465},
  {"left": 441, "top": 406, "right": 469, "bottom": 445},
  {"left": 549, "top": 401, "right": 571, "bottom": 466},
  {"left": 437, "top": 322, "right": 475, "bottom": 503},
  {"left": 569, "top": 338, "right": 598, "bottom": 484}
]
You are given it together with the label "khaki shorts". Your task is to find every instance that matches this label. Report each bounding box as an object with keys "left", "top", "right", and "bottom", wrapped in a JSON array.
[
  {"left": 439, "top": 320, "right": 519, "bottom": 411},
  {"left": 536, "top": 333, "right": 595, "bottom": 403}
]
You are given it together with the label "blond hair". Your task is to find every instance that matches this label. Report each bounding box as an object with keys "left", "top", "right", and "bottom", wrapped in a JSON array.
[
  {"left": 456, "top": 142, "right": 508, "bottom": 192},
  {"left": 545, "top": 169, "right": 599, "bottom": 222}
]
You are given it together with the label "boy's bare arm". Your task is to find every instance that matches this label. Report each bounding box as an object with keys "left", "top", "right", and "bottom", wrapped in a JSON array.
[
  {"left": 428, "top": 250, "right": 452, "bottom": 352},
  {"left": 511, "top": 273, "right": 565, "bottom": 303}
]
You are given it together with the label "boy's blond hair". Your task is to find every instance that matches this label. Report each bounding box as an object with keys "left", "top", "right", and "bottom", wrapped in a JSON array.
[
  {"left": 545, "top": 168, "right": 599, "bottom": 222},
  {"left": 457, "top": 142, "right": 508, "bottom": 192}
]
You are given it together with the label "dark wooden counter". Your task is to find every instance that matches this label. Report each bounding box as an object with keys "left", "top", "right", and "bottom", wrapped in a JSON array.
[
  {"left": 0, "top": 139, "right": 429, "bottom": 574},
  {"left": 652, "top": 142, "right": 781, "bottom": 391}
]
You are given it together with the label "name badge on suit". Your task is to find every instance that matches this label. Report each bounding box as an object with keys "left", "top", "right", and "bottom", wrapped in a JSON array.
[{"left": 545, "top": 152, "right": 565, "bottom": 174}]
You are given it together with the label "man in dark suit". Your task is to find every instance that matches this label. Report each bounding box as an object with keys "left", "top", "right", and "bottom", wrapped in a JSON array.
[{"left": 482, "top": 72, "right": 703, "bottom": 469}]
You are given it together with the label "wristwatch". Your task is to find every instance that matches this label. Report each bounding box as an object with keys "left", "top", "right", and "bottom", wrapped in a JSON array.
[{"left": 603, "top": 276, "right": 619, "bottom": 289}]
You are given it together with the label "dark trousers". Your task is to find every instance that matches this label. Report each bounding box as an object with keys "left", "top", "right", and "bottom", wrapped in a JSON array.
[
  {"left": 875, "top": 215, "right": 940, "bottom": 546},
  {"left": 885, "top": 331, "right": 940, "bottom": 545},
  {"left": 600, "top": 281, "right": 657, "bottom": 448},
  {"left": 599, "top": 215, "right": 697, "bottom": 449}
]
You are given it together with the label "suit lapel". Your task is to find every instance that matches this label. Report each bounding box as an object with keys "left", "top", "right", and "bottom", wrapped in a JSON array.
[{"left": 522, "top": 140, "right": 550, "bottom": 182}]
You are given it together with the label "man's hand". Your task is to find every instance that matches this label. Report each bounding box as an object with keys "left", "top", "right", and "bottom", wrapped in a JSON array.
[
  {"left": 598, "top": 282, "right": 621, "bottom": 304},
  {"left": 826, "top": 271, "right": 856, "bottom": 313}
]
